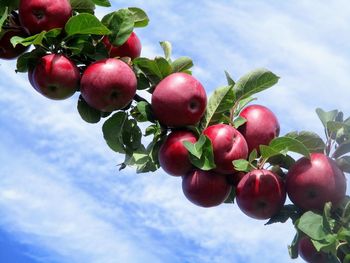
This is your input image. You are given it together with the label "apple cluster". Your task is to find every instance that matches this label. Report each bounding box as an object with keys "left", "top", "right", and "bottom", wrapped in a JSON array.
[{"left": 1, "top": 1, "right": 349, "bottom": 262}]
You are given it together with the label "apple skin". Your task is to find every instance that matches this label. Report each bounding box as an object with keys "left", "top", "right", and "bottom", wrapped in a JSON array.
[
  {"left": 158, "top": 131, "right": 197, "bottom": 176},
  {"left": 80, "top": 58, "right": 137, "bottom": 112},
  {"left": 238, "top": 104, "right": 280, "bottom": 153},
  {"left": 236, "top": 169, "right": 286, "bottom": 220},
  {"left": 31, "top": 54, "right": 80, "bottom": 100},
  {"left": 151, "top": 73, "right": 207, "bottom": 127},
  {"left": 19, "top": 0, "right": 72, "bottom": 35},
  {"left": 286, "top": 153, "right": 346, "bottom": 211},
  {"left": 103, "top": 32, "right": 141, "bottom": 60},
  {"left": 0, "top": 29, "right": 29, "bottom": 60},
  {"left": 298, "top": 237, "right": 328, "bottom": 263},
  {"left": 202, "top": 124, "right": 248, "bottom": 174},
  {"left": 182, "top": 169, "right": 232, "bottom": 207}
]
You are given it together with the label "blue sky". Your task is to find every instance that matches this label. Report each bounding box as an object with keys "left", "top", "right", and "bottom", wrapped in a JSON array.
[{"left": 1, "top": 0, "right": 350, "bottom": 262}]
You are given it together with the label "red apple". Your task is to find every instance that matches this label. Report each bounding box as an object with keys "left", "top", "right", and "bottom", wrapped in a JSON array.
[
  {"left": 158, "top": 131, "right": 197, "bottom": 176},
  {"left": 238, "top": 104, "right": 280, "bottom": 152},
  {"left": 31, "top": 54, "right": 80, "bottom": 100},
  {"left": 80, "top": 58, "right": 137, "bottom": 112},
  {"left": 182, "top": 169, "right": 231, "bottom": 207},
  {"left": 151, "top": 73, "right": 207, "bottom": 127},
  {"left": 19, "top": 0, "right": 72, "bottom": 35},
  {"left": 236, "top": 169, "right": 286, "bottom": 220},
  {"left": 203, "top": 124, "right": 248, "bottom": 174},
  {"left": 286, "top": 153, "right": 346, "bottom": 211},
  {"left": 298, "top": 236, "right": 328, "bottom": 263},
  {"left": 0, "top": 28, "right": 29, "bottom": 60},
  {"left": 103, "top": 32, "right": 141, "bottom": 60}
]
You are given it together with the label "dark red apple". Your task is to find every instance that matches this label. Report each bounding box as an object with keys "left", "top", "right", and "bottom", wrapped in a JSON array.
[
  {"left": 0, "top": 29, "right": 29, "bottom": 60},
  {"left": 202, "top": 124, "right": 248, "bottom": 174},
  {"left": 80, "top": 58, "right": 137, "bottom": 112},
  {"left": 298, "top": 236, "right": 328, "bottom": 263},
  {"left": 19, "top": 0, "right": 72, "bottom": 35},
  {"left": 238, "top": 104, "right": 280, "bottom": 152},
  {"left": 286, "top": 153, "right": 346, "bottom": 211},
  {"left": 31, "top": 54, "right": 80, "bottom": 100},
  {"left": 182, "top": 169, "right": 232, "bottom": 207},
  {"left": 158, "top": 131, "right": 197, "bottom": 176},
  {"left": 151, "top": 73, "right": 207, "bottom": 127},
  {"left": 236, "top": 169, "right": 286, "bottom": 220},
  {"left": 103, "top": 32, "right": 141, "bottom": 60}
]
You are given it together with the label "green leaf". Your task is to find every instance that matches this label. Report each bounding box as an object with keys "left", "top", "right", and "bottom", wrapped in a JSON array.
[
  {"left": 311, "top": 235, "right": 338, "bottom": 254},
  {"left": 260, "top": 136, "right": 310, "bottom": 159},
  {"left": 65, "top": 13, "right": 111, "bottom": 36},
  {"left": 323, "top": 202, "right": 335, "bottom": 234},
  {"left": 285, "top": 131, "right": 325, "bottom": 153},
  {"left": 128, "top": 7, "right": 149, "bottom": 28},
  {"left": 77, "top": 96, "right": 101, "bottom": 124},
  {"left": 122, "top": 118, "right": 142, "bottom": 151},
  {"left": 91, "top": 0, "right": 110, "bottom": 7},
  {"left": 234, "top": 68, "right": 279, "bottom": 101},
  {"left": 102, "top": 112, "right": 127, "bottom": 153},
  {"left": 69, "top": 0, "right": 96, "bottom": 13},
  {"left": 288, "top": 232, "right": 300, "bottom": 259},
  {"left": 316, "top": 108, "right": 338, "bottom": 135},
  {"left": 336, "top": 156, "right": 350, "bottom": 173},
  {"left": 160, "top": 41, "right": 172, "bottom": 61},
  {"left": 233, "top": 116, "right": 246, "bottom": 129},
  {"left": 234, "top": 96, "right": 256, "bottom": 115},
  {"left": 136, "top": 73, "right": 151, "bottom": 90},
  {"left": 224, "top": 188, "right": 236, "bottom": 204},
  {"left": 265, "top": 205, "right": 302, "bottom": 225},
  {"left": 154, "top": 56, "right": 172, "bottom": 78},
  {"left": 0, "top": 0, "right": 19, "bottom": 12},
  {"left": 224, "top": 70, "right": 235, "bottom": 86},
  {"left": 11, "top": 31, "right": 46, "bottom": 47},
  {"left": 327, "top": 121, "right": 350, "bottom": 145},
  {"left": 132, "top": 101, "right": 154, "bottom": 123},
  {"left": 171, "top": 57, "right": 193, "bottom": 73},
  {"left": 297, "top": 211, "right": 329, "bottom": 240},
  {"left": 233, "top": 159, "right": 250, "bottom": 172},
  {"left": 183, "top": 135, "right": 216, "bottom": 170},
  {"left": 0, "top": 6, "right": 8, "bottom": 30},
  {"left": 16, "top": 48, "right": 46, "bottom": 72},
  {"left": 200, "top": 85, "right": 235, "bottom": 130},
  {"left": 101, "top": 9, "right": 134, "bottom": 46},
  {"left": 133, "top": 57, "right": 169, "bottom": 84},
  {"left": 267, "top": 154, "right": 295, "bottom": 169}
]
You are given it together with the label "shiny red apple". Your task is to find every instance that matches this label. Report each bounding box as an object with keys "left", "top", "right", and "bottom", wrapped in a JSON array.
[
  {"left": 298, "top": 236, "right": 328, "bottom": 263},
  {"left": 158, "top": 131, "right": 197, "bottom": 176},
  {"left": 236, "top": 169, "right": 286, "bottom": 220},
  {"left": 151, "top": 73, "right": 207, "bottom": 127},
  {"left": 203, "top": 124, "right": 248, "bottom": 174},
  {"left": 80, "top": 58, "right": 137, "bottom": 112},
  {"left": 103, "top": 32, "right": 141, "bottom": 60},
  {"left": 31, "top": 54, "right": 80, "bottom": 100},
  {"left": 182, "top": 169, "right": 231, "bottom": 207},
  {"left": 286, "top": 153, "right": 346, "bottom": 211},
  {"left": 19, "top": 0, "right": 72, "bottom": 35},
  {"left": 238, "top": 104, "right": 280, "bottom": 152}
]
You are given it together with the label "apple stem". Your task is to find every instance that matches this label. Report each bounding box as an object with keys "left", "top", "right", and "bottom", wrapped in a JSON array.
[
  {"left": 257, "top": 157, "right": 267, "bottom": 169},
  {"left": 229, "top": 100, "right": 241, "bottom": 126}
]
